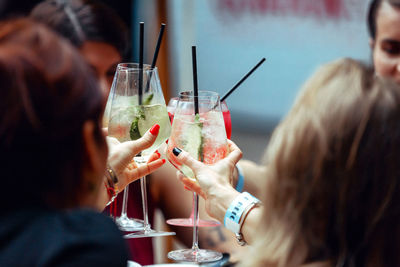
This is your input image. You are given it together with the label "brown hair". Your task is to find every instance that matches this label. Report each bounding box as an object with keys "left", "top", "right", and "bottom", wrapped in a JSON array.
[
  {"left": 0, "top": 18, "right": 105, "bottom": 210},
  {"left": 244, "top": 58, "right": 400, "bottom": 267},
  {"left": 30, "top": 0, "right": 129, "bottom": 58}
]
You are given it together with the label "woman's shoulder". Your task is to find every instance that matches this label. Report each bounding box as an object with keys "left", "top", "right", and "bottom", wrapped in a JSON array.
[
  {"left": 0, "top": 208, "right": 129, "bottom": 267},
  {"left": 44, "top": 209, "right": 129, "bottom": 266}
]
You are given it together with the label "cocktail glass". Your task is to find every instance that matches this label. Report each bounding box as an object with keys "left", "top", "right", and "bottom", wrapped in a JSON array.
[
  {"left": 166, "top": 91, "right": 227, "bottom": 262},
  {"left": 165, "top": 97, "right": 231, "bottom": 227},
  {"left": 108, "top": 63, "right": 175, "bottom": 238}
]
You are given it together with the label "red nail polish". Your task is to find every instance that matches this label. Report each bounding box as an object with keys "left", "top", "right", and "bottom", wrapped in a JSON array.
[
  {"left": 166, "top": 139, "right": 169, "bottom": 144},
  {"left": 156, "top": 151, "right": 161, "bottom": 157},
  {"left": 149, "top": 124, "right": 160, "bottom": 135},
  {"left": 162, "top": 159, "right": 166, "bottom": 164}
]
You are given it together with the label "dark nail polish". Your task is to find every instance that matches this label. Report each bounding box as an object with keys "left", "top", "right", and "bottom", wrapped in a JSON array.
[{"left": 172, "top": 147, "right": 182, "bottom": 156}]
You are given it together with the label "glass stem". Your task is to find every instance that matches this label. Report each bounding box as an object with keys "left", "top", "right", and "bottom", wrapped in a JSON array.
[
  {"left": 189, "top": 201, "right": 195, "bottom": 219},
  {"left": 140, "top": 175, "right": 151, "bottom": 232},
  {"left": 192, "top": 192, "right": 200, "bottom": 251},
  {"left": 120, "top": 184, "right": 129, "bottom": 218}
]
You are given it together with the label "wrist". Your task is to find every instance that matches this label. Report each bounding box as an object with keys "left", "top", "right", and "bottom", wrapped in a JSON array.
[
  {"left": 207, "top": 184, "right": 239, "bottom": 222},
  {"left": 104, "top": 164, "right": 119, "bottom": 206},
  {"left": 224, "top": 192, "right": 261, "bottom": 246}
]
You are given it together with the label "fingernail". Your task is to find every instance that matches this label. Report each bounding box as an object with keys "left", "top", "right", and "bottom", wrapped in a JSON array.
[
  {"left": 156, "top": 151, "right": 161, "bottom": 157},
  {"left": 162, "top": 159, "right": 166, "bottom": 164},
  {"left": 149, "top": 124, "right": 160, "bottom": 135},
  {"left": 172, "top": 147, "right": 181, "bottom": 156},
  {"left": 166, "top": 139, "right": 169, "bottom": 144}
]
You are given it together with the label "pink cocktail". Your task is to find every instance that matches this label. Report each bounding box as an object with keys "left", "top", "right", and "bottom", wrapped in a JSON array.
[
  {"left": 168, "top": 97, "right": 232, "bottom": 139},
  {"left": 167, "top": 90, "right": 226, "bottom": 262},
  {"left": 166, "top": 96, "right": 231, "bottom": 227}
]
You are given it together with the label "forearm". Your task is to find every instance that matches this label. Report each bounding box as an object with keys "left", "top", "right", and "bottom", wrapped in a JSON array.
[
  {"left": 197, "top": 198, "right": 249, "bottom": 261},
  {"left": 236, "top": 159, "right": 267, "bottom": 196},
  {"left": 239, "top": 205, "right": 262, "bottom": 244},
  {"left": 207, "top": 186, "right": 262, "bottom": 246},
  {"left": 207, "top": 185, "right": 240, "bottom": 222}
]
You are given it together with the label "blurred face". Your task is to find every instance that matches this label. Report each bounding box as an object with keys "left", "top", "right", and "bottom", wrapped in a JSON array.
[
  {"left": 80, "top": 41, "right": 122, "bottom": 96},
  {"left": 372, "top": 2, "right": 400, "bottom": 84}
]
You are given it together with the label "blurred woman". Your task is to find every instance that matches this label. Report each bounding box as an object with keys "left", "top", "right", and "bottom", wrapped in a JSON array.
[
  {"left": 29, "top": 1, "right": 253, "bottom": 264},
  {"left": 30, "top": 1, "right": 160, "bottom": 264},
  {"left": 172, "top": 58, "right": 400, "bottom": 266},
  {"left": 30, "top": 0, "right": 128, "bottom": 95},
  {"left": 0, "top": 18, "right": 164, "bottom": 266},
  {"left": 368, "top": 0, "right": 400, "bottom": 82}
]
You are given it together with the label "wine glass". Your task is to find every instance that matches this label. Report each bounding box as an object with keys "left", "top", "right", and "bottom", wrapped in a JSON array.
[
  {"left": 166, "top": 91, "right": 228, "bottom": 262},
  {"left": 108, "top": 63, "right": 175, "bottom": 238},
  {"left": 220, "top": 101, "right": 232, "bottom": 139},
  {"left": 165, "top": 97, "right": 232, "bottom": 228}
]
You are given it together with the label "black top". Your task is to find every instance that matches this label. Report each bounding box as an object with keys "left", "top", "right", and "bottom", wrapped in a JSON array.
[{"left": 0, "top": 208, "right": 129, "bottom": 267}]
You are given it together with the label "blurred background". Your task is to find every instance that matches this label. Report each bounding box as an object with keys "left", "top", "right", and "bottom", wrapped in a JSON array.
[
  {"left": 0, "top": 0, "right": 370, "bottom": 161},
  {"left": 129, "top": 0, "right": 371, "bottom": 162},
  {"left": 128, "top": 1, "right": 372, "bottom": 261},
  {"left": 0, "top": 0, "right": 373, "bottom": 263}
]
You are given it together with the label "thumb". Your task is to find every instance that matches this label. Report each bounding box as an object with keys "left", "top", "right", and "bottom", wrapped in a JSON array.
[
  {"left": 225, "top": 140, "right": 243, "bottom": 165},
  {"left": 124, "top": 124, "right": 159, "bottom": 157},
  {"left": 171, "top": 147, "right": 204, "bottom": 174}
]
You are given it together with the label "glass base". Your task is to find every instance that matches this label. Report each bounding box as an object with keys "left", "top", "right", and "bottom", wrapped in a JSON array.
[
  {"left": 124, "top": 229, "right": 176, "bottom": 239},
  {"left": 166, "top": 218, "right": 220, "bottom": 227},
  {"left": 168, "top": 248, "right": 223, "bottom": 263},
  {"left": 115, "top": 216, "right": 144, "bottom": 232}
]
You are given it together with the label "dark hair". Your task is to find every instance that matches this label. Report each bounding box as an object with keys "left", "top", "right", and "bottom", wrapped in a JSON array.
[
  {"left": 367, "top": 0, "right": 400, "bottom": 39},
  {"left": 246, "top": 58, "right": 400, "bottom": 266},
  {"left": 30, "top": 0, "right": 128, "bottom": 58},
  {"left": 0, "top": 18, "right": 105, "bottom": 210}
]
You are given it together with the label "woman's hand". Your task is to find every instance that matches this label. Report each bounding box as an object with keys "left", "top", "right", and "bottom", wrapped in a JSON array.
[
  {"left": 107, "top": 124, "right": 166, "bottom": 190},
  {"left": 171, "top": 140, "right": 243, "bottom": 220}
]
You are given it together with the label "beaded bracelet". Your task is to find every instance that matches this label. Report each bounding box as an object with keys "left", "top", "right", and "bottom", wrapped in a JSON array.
[
  {"left": 104, "top": 164, "right": 119, "bottom": 206},
  {"left": 224, "top": 192, "right": 260, "bottom": 246}
]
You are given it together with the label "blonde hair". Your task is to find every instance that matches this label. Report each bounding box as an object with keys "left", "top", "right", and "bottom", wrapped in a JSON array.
[{"left": 242, "top": 58, "right": 400, "bottom": 267}]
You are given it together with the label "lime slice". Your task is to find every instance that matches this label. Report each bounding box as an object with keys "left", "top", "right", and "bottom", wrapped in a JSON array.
[
  {"left": 137, "top": 104, "right": 165, "bottom": 136},
  {"left": 143, "top": 93, "right": 153, "bottom": 105},
  {"left": 183, "top": 116, "right": 203, "bottom": 161},
  {"left": 130, "top": 117, "right": 141, "bottom": 140},
  {"left": 129, "top": 106, "right": 145, "bottom": 140},
  {"left": 178, "top": 116, "right": 203, "bottom": 180}
]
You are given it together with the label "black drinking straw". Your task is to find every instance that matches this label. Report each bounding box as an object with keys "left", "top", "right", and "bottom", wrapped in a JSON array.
[
  {"left": 139, "top": 22, "right": 144, "bottom": 105},
  {"left": 192, "top": 46, "right": 199, "bottom": 114},
  {"left": 145, "top": 23, "right": 166, "bottom": 92},
  {"left": 220, "top": 57, "right": 266, "bottom": 102}
]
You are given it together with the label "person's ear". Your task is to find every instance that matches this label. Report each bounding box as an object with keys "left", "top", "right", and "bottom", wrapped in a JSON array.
[{"left": 82, "top": 120, "right": 107, "bottom": 177}]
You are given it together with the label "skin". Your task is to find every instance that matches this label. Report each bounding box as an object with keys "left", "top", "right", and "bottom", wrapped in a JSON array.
[
  {"left": 80, "top": 123, "right": 165, "bottom": 211},
  {"left": 170, "top": 141, "right": 261, "bottom": 245},
  {"left": 372, "top": 1, "right": 400, "bottom": 83},
  {"left": 78, "top": 39, "right": 251, "bottom": 258},
  {"left": 79, "top": 41, "right": 121, "bottom": 95},
  {"left": 149, "top": 143, "right": 252, "bottom": 261}
]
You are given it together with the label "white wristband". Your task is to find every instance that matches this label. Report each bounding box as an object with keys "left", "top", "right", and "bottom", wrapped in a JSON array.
[{"left": 224, "top": 192, "right": 260, "bottom": 244}]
